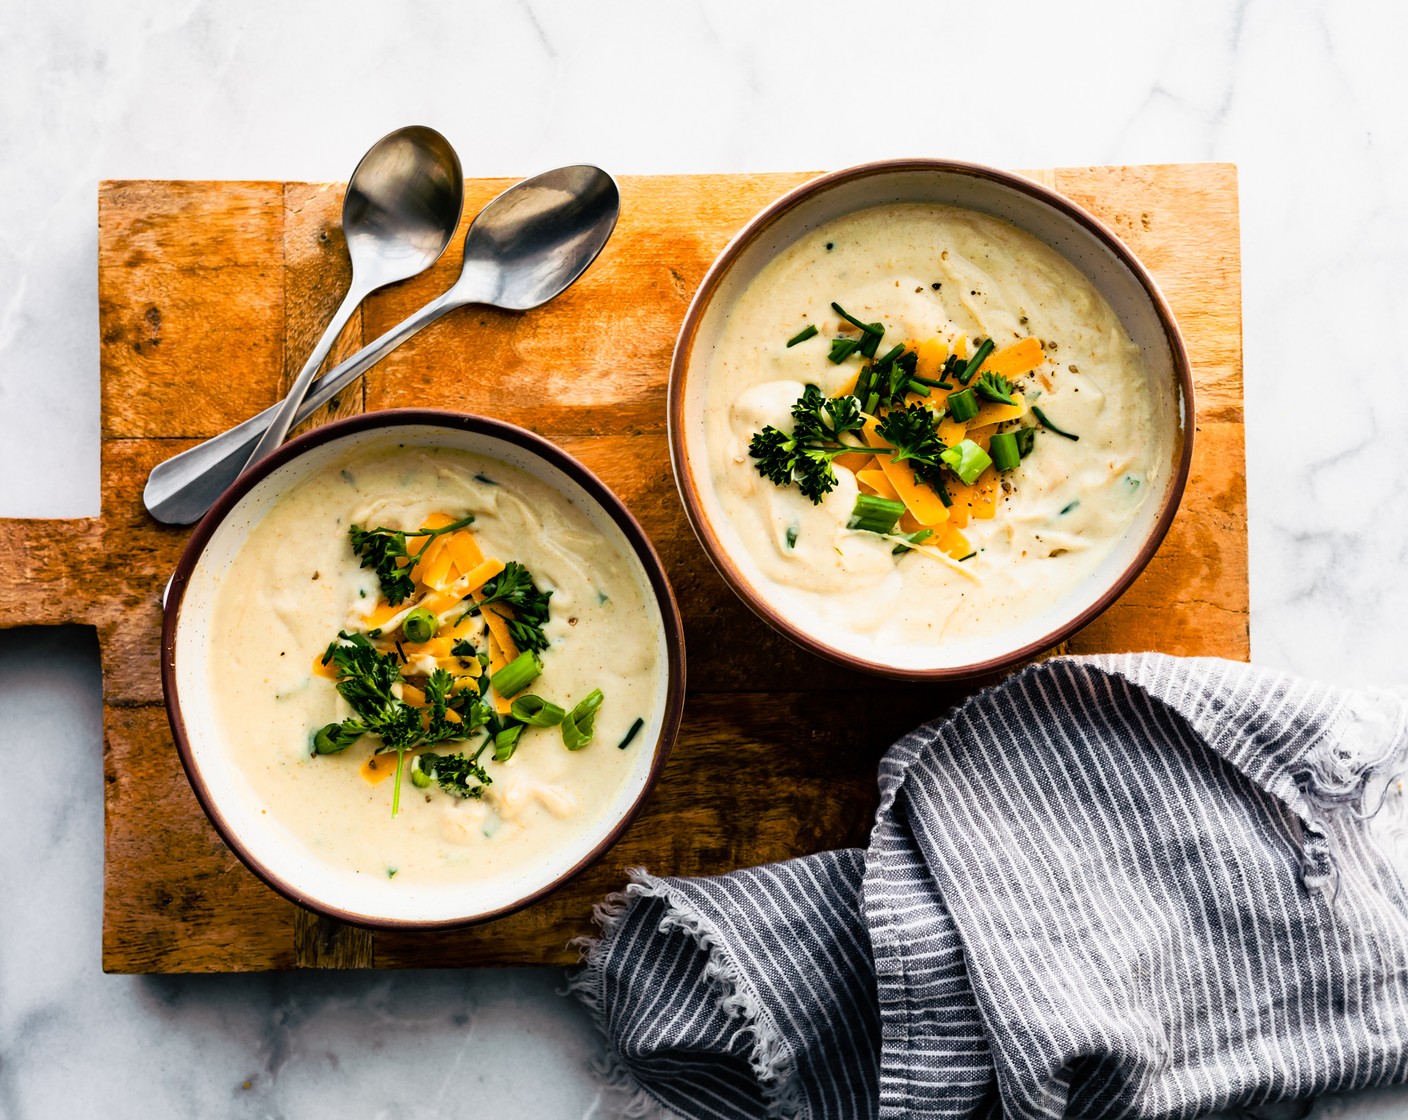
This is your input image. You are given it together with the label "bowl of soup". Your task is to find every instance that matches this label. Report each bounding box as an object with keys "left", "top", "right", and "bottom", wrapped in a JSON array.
[
  {"left": 163, "top": 409, "right": 685, "bottom": 929},
  {"left": 669, "top": 159, "right": 1193, "bottom": 679}
]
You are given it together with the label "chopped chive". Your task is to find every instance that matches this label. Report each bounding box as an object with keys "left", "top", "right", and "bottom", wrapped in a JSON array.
[
  {"left": 828, "top": 338, "right": 860, "bottom": 364},
  {"left": 989, "top": 431, "right": 1020, "bottom": 471},
  {"left": 785, "top": 523, "right": 798, "bottom": 549},
  {"left": 858, "top": 325, "right": 884, "bottom": 359},
  {"left": 618, "top": 717, "right": 645, "bottom": 750},
  {"left": 910, "top": 375, "right": 944, "bottom": 388},
  {"left": 491, "top": 650, "right": 542, "bottom": 698},
  {"left": 906, "top": 380, "right": 931, "bottom": 398},
  {"left": 1060, "top": 500, "right": 1082, "bottom": 515},
  {"left": 1032, "top": 405, "right": 1080, "bottom": 441},
  {"left": 847, "top": 494, "right": 906, "bottom": 535},
  {"left": 933, "top": 477, "right": 953, "bottom": 507},
  {"left": 510, "top": 694, "right": 567, "bottom": 727},
  {"left": 853, "top": 365, "right": 872, "bottom": 402},
  {"left": 958, "top": 551, "right": 978, "bottom": 562},
  {"left": 958, "top": 339, "right": 995, "bottom": 385},
  {"left": 831, "top": 301, "right": 876, "bottom": 335},
  {"left": 892, "top": 529, "right": 934, "bottom": 555},
  {"left": 936, "top": 380, "right": 953, "bottom": 390},
  {"left": 875, "top": 344, "right": 906, "bottom": 370},
  {"left": 787, "top": 324, "right": 819, "bottom": 347},
  {"left": 474, "top": 473, "right": 498, "bottom": 485},
  {"left": 946, "top": 387, "right": 979, "bottom": 423},
  {"left": 1015, "top": 427, "right": 1037, "bottom": 457}
]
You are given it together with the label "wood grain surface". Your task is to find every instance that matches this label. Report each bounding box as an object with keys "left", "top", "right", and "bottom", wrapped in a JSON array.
[{"left": 0, "top": 164, "right": 1246, "bottom": 972}]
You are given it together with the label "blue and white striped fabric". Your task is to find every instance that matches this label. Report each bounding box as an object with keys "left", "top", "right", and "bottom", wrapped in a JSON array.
[{"left": 569, "top": 655, "right": 1408, "bottom": 1119}]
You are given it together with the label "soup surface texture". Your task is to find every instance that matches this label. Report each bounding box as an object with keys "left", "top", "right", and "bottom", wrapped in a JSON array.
[
  {"left": 208, "top": 444, "right": 662, "bottom": 886},
  {"left": 699, "top": 202, "right": 1163, "bottom": 664}
]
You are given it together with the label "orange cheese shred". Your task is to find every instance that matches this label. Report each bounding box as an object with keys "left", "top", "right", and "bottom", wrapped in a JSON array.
[
  {"left": 981, "top": 337, "right": 1043, "bottom": 380},
  {"left": 359, "top": 753, "right": 399, "bottom": 786},
  {"left": 863, "top": 419, "right": 950, "bottom": 528},
  {"left": 459, "top": 558, "right": 504, "bottom": 596},
  {"left": 446, "top": 530, "right": 486, "bottom": 576},
  {"left": 856, "top": 468, "right": 900, "bottom": 501}
]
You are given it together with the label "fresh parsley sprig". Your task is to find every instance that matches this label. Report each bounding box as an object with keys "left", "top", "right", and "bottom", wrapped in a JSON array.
[
  {"left": 348, "top": 514, "right": 475, "bottom": 605},
  {"left": 874, "top": 402, "right": 951, "bottom": 495},
  {"left": 748, "top": 385, "right": 867, "bottom": 504},
  {"left": 470, "top": 561, "right": 553, "bottom": 653},
  {"left": 975, "top": 371, "right": 1016, "bottom": 406},
  {"left": 314, "top": 632, "right": 495, "bottom": 815}
]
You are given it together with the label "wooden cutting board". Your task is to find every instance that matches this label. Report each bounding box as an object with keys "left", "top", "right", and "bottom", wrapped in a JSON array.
[{"left": 0, "top": 164, "right": 1246, "bottom": 973}]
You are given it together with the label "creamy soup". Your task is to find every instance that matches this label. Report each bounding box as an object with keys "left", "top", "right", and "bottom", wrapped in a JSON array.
[
  {"left": 208, "top": 444, "right": 663, "bottom": 886},
  {"left": 700, "top": 203, "right": 1163, "bottom": 661}
]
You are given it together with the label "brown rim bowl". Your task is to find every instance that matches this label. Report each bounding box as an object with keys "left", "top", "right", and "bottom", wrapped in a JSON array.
[
  {"left": 668, "top": 159, "right": 1193, "bottom": 680},
  {"left": 162, "top": 408, "right": 686, "bottom": 930}
]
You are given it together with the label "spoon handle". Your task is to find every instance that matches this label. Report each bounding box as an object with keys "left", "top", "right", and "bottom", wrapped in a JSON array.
[
  {"left": 239, "top": 284, "right": 365, "bottom": 474},
  {"left": 142, "top": 290, "right": 463, "bottom": 525}
]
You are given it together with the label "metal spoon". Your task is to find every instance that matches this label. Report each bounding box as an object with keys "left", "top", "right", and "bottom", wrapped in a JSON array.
[
  {"left": 143, "top": 164, "right": 620, "bottom": 525},
  {"left": 239, "top": 125, "right": 464, "bottom": 474}
]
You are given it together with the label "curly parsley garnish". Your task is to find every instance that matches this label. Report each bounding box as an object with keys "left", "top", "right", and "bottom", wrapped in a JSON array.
[
  {"left": 471, "top": 561, "right": 553, "bottom": 653},
  {"left": 348, "top": 514, "right": 475, "bottom": 605},
  {"left": 748, "top": 384, "right": 868, "bottom": 504}
]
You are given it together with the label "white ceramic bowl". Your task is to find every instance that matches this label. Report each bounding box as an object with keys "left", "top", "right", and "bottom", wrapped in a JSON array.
[
  {"left": 669, "top": 159, "right": 1193, "bottom": 680},
  {"left": 163, "top": 409, "right": 685, "bottom": 929}
]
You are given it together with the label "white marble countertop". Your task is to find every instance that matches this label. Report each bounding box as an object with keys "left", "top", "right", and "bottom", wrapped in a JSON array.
[{"left": 3, "top": 0, "right": 1407, "bottom": 1115}]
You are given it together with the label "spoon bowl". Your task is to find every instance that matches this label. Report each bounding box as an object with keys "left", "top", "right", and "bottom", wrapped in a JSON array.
[
  {"left": 457, "top": 164, "right": 621, "bottom": 310},
  {"left": 343, "top": 127, "right": 464, "bottom": 282},
  {"left": 240, "top": 126, "right": 463, "bottom": 471}
]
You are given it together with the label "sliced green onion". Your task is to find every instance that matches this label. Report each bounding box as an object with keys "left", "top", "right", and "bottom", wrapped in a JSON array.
[
  {"left": 494, "top": 724, "right": 524, "bottom": 762},
  {"left": 410, "top": 753, "right": 434, "bottom": 788},
  {"left": 491, "top": 650, "right": 542, "bottom": 698},
  {"left": 939, "top": 439, "right": 993, "bottom": 485},
  {"left": 511, "top": 694, "right": 567, "bottom": 727},
  {"left": 786, "top": 324, "right": 818, "bottom": 347},
  {"left": 989, "top": 431, "right": 1020, "bottom": 472},
  {"left": 906, "top": 380, "right": 931, "bottom": 398},
  {"left": 864, "top": 392, "right": 880, "bottom": 415},
  {"left": 958, "top": 339, "right": 995, "bottom": 384},
  {"left": 892, "top": 529, "right": 934, "bottom": 555},
  {"left": 848, "top": 494, "right": 906, "bottom": 534},
  {"left": 1032, "top": 405, "right": 1079, "bottom": 440},
  {"left": 562, "top": 689, "right": 605, "bottom": 751},
  {"left": 1015, "top": 427, "right": 1037, "bottom": 458},
  {"left": 853, "top": 365, "right": 872, "bottom": 403},
  {"left": 402, "top": 607, "right": 438, "bottom": 643},
  {"left": 828, "top": 338, "right": 859, "bottom": 364},
  {"left": 618, "top": 717, "right": 645, "bottom": 750},
  {"left": 933, "top": 477, "right": 953, "bottom": 507},
  {"left": 946, "top": 387, "right": 979, "bottom": 423}
]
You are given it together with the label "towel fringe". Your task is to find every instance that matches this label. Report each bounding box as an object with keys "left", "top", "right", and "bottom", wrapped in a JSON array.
[{"left": 565, "top": 868, "right": 804, "bottom": 1120}]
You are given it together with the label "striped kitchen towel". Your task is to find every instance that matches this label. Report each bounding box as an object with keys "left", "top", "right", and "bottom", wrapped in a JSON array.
[{"left": 569, "top": 654, "right": 1408, "bottom": 1120}]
